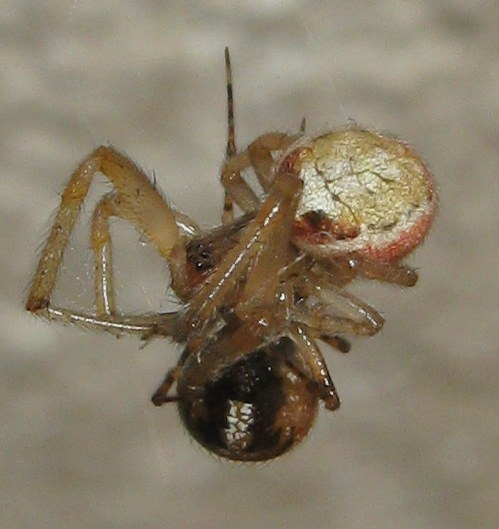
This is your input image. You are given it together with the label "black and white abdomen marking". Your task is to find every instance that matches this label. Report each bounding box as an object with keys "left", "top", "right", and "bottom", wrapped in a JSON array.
[{"left": 177, "top": 337, "right": 319, "bottom": 461}]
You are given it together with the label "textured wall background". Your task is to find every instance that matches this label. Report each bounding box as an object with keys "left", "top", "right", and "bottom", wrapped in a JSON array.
[{"left": 2, "top": 2, "right": 498, "bottom": 528}]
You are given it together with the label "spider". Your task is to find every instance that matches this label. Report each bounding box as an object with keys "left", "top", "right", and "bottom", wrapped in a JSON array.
[{"left": 26, "top": 48, "right": 436, "bottom": 461}]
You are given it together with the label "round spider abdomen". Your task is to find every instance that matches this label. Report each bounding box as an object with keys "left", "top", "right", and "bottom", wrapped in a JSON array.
[
  {"left": 279, "top": 128, "right": 437, "bottom": 263},
  {"left": 177, "top": 337, "right": 318, "bottom": 461}
]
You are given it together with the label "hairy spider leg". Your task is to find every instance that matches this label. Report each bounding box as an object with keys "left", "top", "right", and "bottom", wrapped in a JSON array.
[
  {"left": 222, "top": 47, "right": 237, "bottom": 225},
  {"left": 221, "top": 49, "right": 301, "bottom": 219},
  {"left": 220, "top": 132, "right": 299, "bottom": 215},
  {"left": 26, "top": 146, "right": 191, "bottom": 336},
  {"left": 152, "top": 170, "right": 303, "bottom": 403},
  {"left": 151, "top": 323, "right": 264, "bottom": 406},
  {"left": 290, "top": 324, "right": 340, "bottom": 410},
  {"left": 181, "top": 171, "right": 303, "bottom": 344},
  {"left": 90, "top": 192, "right": 123, "bottom": 317}
]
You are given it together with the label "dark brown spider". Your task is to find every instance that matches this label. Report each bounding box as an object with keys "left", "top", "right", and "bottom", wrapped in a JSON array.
[{"left": 26, "top": 49, "right": 436, "bottom": 461}]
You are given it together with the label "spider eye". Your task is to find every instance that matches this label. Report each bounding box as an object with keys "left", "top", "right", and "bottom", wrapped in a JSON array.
[
  {"left": 177, "top": 338, "right": 318, "bottom": 461},
  {"left": 186, "top": 241, "right": 214, "bottom": 271}
]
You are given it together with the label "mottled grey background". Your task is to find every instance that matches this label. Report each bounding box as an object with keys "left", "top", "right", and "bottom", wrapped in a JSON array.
[{"left": 2, "top": 2, "right": 498, "bottom": 529}]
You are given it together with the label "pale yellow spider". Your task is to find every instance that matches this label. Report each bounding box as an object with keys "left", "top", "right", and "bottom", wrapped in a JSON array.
[{"left": 26, "top": 49, "right": 436, "bottom": 461}]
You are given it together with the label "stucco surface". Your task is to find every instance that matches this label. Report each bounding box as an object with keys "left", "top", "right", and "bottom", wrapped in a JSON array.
[{"left": 2, "top": 2, "right": 498, "bottom": 528}]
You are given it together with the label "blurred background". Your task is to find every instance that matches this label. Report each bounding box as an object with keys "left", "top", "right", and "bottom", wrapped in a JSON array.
[{"left": 1, "top": 1, "right": 497, "bottom": 528}]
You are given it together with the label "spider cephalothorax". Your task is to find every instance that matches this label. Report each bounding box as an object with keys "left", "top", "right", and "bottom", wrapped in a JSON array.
[{"left": 27, "top": 49, "right": 436, "bottom": 461}]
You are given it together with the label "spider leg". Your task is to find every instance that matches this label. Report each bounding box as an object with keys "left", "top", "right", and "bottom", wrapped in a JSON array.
[
  {"left": 151, "top": 317, "right": 270, "bottom": 406},
  {"left": 233, "top": 252, "right": 356, "bottom": 353},
  {"left": 290, "top": 324, "right": 341, "bottom": 410},
  {"left": 220, "top": 133, "right": 300, "bottom": 217},
  {"left": 247, "top": 133, "right": 300, "bottom": 192},
  {"left": 169, "top": 323, "right": 268, "bottom": 404},
  {"left": 91, "top": 192, "right": 120, "bottom": 317},
  {"left": 221, "top": 150, "right": 260, "bottom": 216},
  {"left": 300, "top": 117, "right": 306, "bottom": 133},
  {"left": 240, "top": 258, "right": 353, "bottom": 353},
  {"left": 222, "top": 47, "right": 237, "bottom": 225},
  {"left": 296, "top": 283, "right": 385, "bottom": 338},
  {"left": 182, "top": 170, "right": 303, "bottom": 349},
  {"left": 221, "top": 49, "right": 301, "bottom": 222},
  {"left": 151, "top": 365, "right": 182, "bottom": 405},
  {"left": 90, "top": 190, "right": 199, "bottom": 318},
  {"left": 43, "top": 306, "right": 177, "bottom": 338},
  {"left": 325, "top": 255, "right": 418, "bottom": 287},
  {"left": 26, "top": 146, "right": 194, "bottom": 335},
  {"left": 352, "top": 256, "right": 419, "bottom": 286},
  {"left": 319, "top": 335, "right": 351, "bottom": 353}
]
